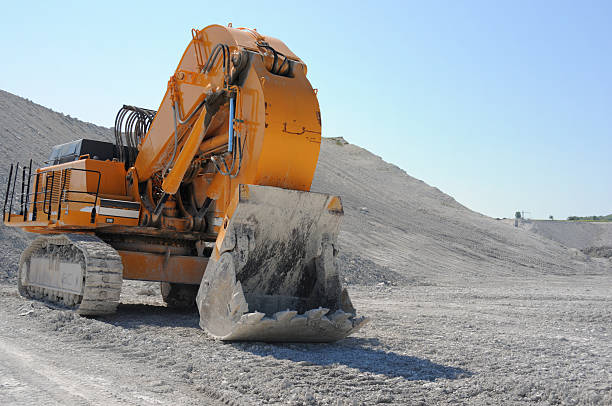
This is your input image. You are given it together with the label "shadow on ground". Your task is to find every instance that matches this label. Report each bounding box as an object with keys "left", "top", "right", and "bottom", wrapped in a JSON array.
[
  {"left": 102, "top": 303, "right": 470, "bottom": 381},
  {"left": 100, "top": 303, "right": 200, "bottom": 329},
  {"left": 231, "top": 337, "right": 471, "bottom": 381}
]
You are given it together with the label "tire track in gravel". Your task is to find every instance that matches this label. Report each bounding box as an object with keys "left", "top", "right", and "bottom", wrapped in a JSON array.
[
  {"left": 0, "top": 337, "right": 128, "bottom": 405},
  {"left": 0, "top": 291, "right": 222, "bottom": 406}
]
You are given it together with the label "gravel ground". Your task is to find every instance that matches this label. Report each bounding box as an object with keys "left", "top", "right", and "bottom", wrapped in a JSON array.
[{"left": 1, "top": 274, "right": 611, "bottom": 405}]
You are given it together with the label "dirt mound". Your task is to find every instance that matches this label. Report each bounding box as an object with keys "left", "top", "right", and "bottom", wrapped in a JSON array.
[
  {"left": 517, "top": 219, "right": 612, "bottom": 250},
  {"left": 311, "top": 139, "right": 596, "bottom": 284}
]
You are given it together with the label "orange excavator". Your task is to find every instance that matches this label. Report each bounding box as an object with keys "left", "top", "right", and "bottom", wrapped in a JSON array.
[{"left": 3, "top": 24, "right": 367, "bottom": 342}]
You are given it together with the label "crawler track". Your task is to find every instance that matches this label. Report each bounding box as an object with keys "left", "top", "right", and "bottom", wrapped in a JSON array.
[{"left": 18, "top": 234, "right": 123, "bottom": 316}]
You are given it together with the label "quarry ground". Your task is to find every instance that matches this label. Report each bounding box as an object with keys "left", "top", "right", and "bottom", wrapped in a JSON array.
[{"left": 0, "top": 275, "right": 610, "bottom": 406}]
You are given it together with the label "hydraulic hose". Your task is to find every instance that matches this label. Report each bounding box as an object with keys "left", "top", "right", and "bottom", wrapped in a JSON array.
[
  {"left": 211, "top": 130, "right": 243, "bottom": 178},
  {"left": 174, "top": 99, "right": 206, "bottom": 125},
  {"left": 201, "top": 43, "right": 230, "bottom": 85}
]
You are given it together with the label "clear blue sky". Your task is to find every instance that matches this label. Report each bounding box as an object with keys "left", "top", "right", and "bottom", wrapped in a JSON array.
[{"left": 1, "top": 1, "right": 610, "bottom": 220}]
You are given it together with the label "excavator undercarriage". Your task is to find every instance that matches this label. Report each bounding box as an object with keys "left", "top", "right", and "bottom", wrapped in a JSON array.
[
  {"left": 3, "top": 24, "right": 368, "bottom": 342},
  {"left": 18, "top": 234, "right": 123, "bottom": 315}
]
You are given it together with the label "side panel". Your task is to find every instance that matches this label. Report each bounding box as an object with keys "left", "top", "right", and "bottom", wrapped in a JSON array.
[{"left": 3, "top": 158, "right": 138, "bottom": 230}]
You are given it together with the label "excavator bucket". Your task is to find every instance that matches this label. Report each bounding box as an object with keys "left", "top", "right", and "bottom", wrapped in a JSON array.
[{"left": 196, "top": 185, "right": 368, "bottom": 342}]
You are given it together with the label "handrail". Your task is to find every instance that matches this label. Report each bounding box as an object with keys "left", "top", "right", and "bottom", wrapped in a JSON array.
[
  {"left": 46, "top": 171, "right": 54, "bottom": 219},
  {"left": 3, "top": 164, "right": 14, "bottom": 221},
  {"left": 23, "top": 160, "right": 32, "bottom": 221},
  {"left": 31, "top": 171, "right": 40, "bottom": 221},
  {"left": 4, "top": 165, "right": 102, "bottom": 224},
  {"left": 8, "top": 162, "right": 19, "bottom": 222},
  {"left": 56, "top": 168, "right": 102, "bottom": 223},
  {"left": 20, "top": 165, "right": 26, "bottom": 215}
]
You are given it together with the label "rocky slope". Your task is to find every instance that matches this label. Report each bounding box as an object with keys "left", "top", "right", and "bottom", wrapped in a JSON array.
[
  {"left": 311, "top": 139, "right": 594, "bottom": 284},
  {"left": 0, "top": 90, "right": 111, "bottom": 174}
]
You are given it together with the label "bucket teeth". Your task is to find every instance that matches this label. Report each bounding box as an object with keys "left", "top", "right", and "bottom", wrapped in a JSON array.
[
  {"left": 216, "top": 306, "right": 366, "bottom": 342},
  {"left": 240, "top": 312, "right": 265, "bottom": 325},
  {"left": 274, "top": 310, "right": 298, "bottom": 322},
  {"left": 330, "top": 310, "right": 351, "bottom": 323},
  {"left": 306, "top": 308, "right": 329, "bottom": 321},
  {"left": 330, "top": 311, "right": 352, "bottom": 330}
]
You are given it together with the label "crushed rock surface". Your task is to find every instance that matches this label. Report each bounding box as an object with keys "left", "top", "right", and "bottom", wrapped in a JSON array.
[{"left": 1, "top": 277, "right": 611, "bottom": 405}]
